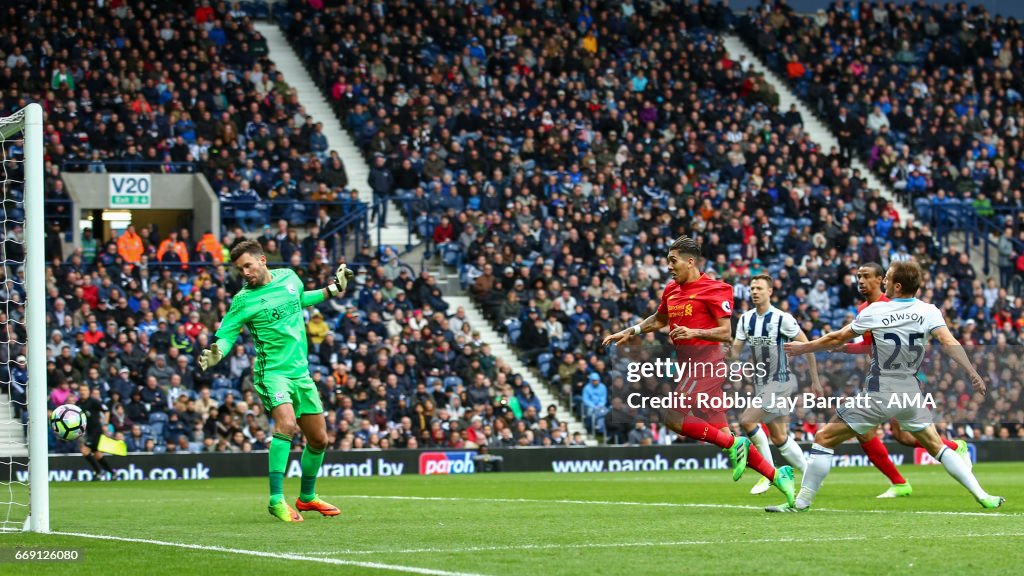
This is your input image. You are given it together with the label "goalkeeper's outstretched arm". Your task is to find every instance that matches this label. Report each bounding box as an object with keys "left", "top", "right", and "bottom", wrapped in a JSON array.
[{"left": 301, "top": 263, "right": 354, "bottom": 307}]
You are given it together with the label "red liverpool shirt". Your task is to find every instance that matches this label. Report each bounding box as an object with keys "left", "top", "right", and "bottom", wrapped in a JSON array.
[{"left": 658, "top": 274, "right": 734, "bottom": 361}]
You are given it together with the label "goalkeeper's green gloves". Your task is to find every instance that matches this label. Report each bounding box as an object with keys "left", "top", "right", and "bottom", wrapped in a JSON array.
[
  {"left": 198, "top": 343, "right": 223, "bottom": 371},
  {"left": 327, "top": 263, "right": 355, "bottom": 297}
]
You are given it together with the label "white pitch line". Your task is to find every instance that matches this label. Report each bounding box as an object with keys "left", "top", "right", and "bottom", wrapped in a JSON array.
[
  {"left": 83, "top": 492, "right": 1019, "bottom": 518},
  {"left": 50, "top": 531, "right": 486, "bottom": 576},
  {"left": 331, "top": 494, "right": 1021, "bottom": 518},
  {"left": 305, "top": 531, "right": 1024, "bottom": 556}
]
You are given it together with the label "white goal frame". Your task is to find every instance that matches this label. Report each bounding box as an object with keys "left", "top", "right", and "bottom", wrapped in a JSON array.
[{"left": 0, "top": 103, "right": 47, "bottom": 532}]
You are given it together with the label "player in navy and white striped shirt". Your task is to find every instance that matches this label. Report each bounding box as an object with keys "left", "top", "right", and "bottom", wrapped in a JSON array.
[{"left": 731, "top": 274, "right": 822, "bottom": 495}]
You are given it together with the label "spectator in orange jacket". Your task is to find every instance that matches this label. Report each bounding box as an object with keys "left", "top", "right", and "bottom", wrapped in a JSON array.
[
  {"left": 195, "top": 231, "right": 224, "bottom": 263},
  {"left": 117, "top": 224, "right": 144, "bottom": 264},
  {"left": 157, "top": 230, "right": 189, "bottom": 266}
]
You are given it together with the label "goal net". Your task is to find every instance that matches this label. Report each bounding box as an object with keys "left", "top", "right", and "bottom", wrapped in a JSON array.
[{"left": 0, "top": 104, "right": 46, "bottom": 532}]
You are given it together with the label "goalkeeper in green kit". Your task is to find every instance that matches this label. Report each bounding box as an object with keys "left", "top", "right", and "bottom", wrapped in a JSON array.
[{"left": 199, "top": 240, "right": 352, "bottom": 522}]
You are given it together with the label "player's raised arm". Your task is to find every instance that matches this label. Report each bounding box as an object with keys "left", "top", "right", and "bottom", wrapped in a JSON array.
[
  {"left": 603, "top": 311, "right": 668, "bottom": 347},
  {"left": 931, "top": 325, "right": 986, "bottom": 396},
  {"left": 839, "top": 337, "right": 871, "bottom": 355},
  {"left": 788, "top": 302, "right": 877, "bottom": 357},
  {"left": 300, "top": 263, "right": 354, "bottom": 307},
  {"left": 784, "top": 323, "right": 858, "bottom": 357}
]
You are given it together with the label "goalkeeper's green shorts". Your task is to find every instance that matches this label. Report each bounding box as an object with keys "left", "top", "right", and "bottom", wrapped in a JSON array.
[{"left": 255, "top": 374, "right": 323, "bottom": 417}]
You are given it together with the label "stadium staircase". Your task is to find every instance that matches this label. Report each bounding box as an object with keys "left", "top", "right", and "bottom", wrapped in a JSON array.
[
  {"left": 727, "top": 34, "right": 1005, "bottom": 281},
  {"left": 255, "top": 23, "right": 410, "bottom": 249},
  {"left": 0, "top": 394, "right": 26, "bottom": 457},
  {"left": 262, "top": 21, "right": 596, "bottom": 442},
  {"left": 723, "top": 35, "right": 913, "bottom": 225}
]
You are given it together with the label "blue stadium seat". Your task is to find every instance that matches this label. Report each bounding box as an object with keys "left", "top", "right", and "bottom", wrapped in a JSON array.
[
  {"left": 727, "top": 243, "right": 743, "bottom": 261},
  {"left": 442, "top": 243, "right": 462, "bottom": 267},
  {"left": 243, "top": 1, "right": 269, "bottom": 19},
  {"left": 503, "top": 317, "right": 521, "bottom": 344},
  {"left": 538, "top": 352, "right": 554, "bottom": 377},
  {"left": 443, "top": 376, "right": 463, "bottom": 390},
  {"left": 148, "top": 412, "right": 169, "bottom": 425}
]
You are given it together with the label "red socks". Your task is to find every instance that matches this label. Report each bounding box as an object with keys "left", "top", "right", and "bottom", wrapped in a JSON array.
[
  {"left": 860, "top": 436, "right": 906, "bottom": 485},
  {"left": 746, "top": 443, "right": 776, "bottom": 481},
  {"left": 916, "top": 438, "right": 958, "bottom": 451},
  {"left": 679, "top": 418, "right": 776, "bottom": 481},
  {"left": 680, "top": 418, "right": 734, "bottom": 449}
]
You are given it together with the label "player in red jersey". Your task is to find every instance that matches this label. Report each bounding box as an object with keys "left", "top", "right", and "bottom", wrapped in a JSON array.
[
  {"left": 835, "top": 263, "right": 970, "bottom": 498},
  {"left": 604, "top": 236, "right": 795, "bottom": 504}
]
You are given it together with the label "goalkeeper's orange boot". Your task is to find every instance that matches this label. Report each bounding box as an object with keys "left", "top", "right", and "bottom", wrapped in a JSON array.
[
  {"left": 268, "top": 501, "right": 304, "bottom": 522},
  {"left": 295, "top": 495, "right": 341, "bottom": 517}
]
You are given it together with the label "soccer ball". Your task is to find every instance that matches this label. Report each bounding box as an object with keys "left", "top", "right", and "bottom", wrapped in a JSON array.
[{"left": 50, "top": 404, "right": 86, "bottom": 441}]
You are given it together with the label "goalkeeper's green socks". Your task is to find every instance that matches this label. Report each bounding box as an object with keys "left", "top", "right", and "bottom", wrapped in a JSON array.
[
  {"left": 299, "top": 445, "right": 325, "bottom": 503},
  {"left": 269, "top": 433, "right": 292, "bottom": 506}
]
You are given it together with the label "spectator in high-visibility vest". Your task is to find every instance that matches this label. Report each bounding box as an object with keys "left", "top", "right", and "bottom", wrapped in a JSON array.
[
  {"left": 81, "top": 227, "right": 97, "bottom": 264},
  {"left": 117, "top": 224, "right": 144, "bottom": 264},
  {"left": 156, "top": 230, "right": 189, "bottom": 266},
  {"left": 195, "top": 230, "right": 224, "bottom": 263}
]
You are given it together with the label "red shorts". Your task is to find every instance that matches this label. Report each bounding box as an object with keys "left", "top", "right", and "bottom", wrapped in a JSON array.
[{"left": 672, "top": 377, "right": 728, "bottom": 427}]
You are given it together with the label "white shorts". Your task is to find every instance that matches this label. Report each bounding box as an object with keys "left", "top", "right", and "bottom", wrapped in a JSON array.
[
  {"left": 836, "top": 388, "right": 934, "bottom": 435},
  {"left": 755, "top": 379, "right": 797, "bottom": 419}
]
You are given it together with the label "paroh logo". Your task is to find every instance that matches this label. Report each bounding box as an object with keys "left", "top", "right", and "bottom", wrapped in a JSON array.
[{"left": 419, "top": 451, "right": 476, "bottom": 475}]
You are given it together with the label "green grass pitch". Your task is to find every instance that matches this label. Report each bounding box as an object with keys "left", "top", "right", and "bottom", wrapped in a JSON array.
[{"left": 2, "top": 463, "right": 1022, "bottom": 575}]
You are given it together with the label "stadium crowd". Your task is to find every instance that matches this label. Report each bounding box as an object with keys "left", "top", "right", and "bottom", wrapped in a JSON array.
[
  {"left": 0, "top": 0, "right": 578, "bottom": 455},
  {"left": 281, "top": 0, "right": 1023, "bottom": 444},
  {"left": 32, "top": 212, "right": 584, "bottom": 454},
  {"left": 0, "top": 0, "right": 1020, "bottom": 456},
  {"left": 0, "top": 0, "right": 351, "bottom": 231},
  {"left": 739, "top": 0, "right": 1024, "bottom": 287}
]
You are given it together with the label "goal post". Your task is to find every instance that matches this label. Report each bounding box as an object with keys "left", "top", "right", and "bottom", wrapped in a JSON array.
[
  {"left": 0, "top": 103, "right": 47, "bottom": 533},
  {"left": 25, "top": 103, "right": 47, "bottom": 534}
]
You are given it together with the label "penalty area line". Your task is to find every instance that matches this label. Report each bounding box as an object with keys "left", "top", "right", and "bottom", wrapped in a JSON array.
[
  {"left": 332, "top": 494, "right": 1021, "bottom": 518},
  {"left": 306, "top": 531, "right": 1024, "bottom": 556},
  {"left": 50, "top": 531, "right": 487, "bottom": 576}
]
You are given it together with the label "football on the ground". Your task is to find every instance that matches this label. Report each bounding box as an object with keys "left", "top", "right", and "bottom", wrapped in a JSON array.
[{"left": 50, "top": 404, "right": 86, "bottom": 441}]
